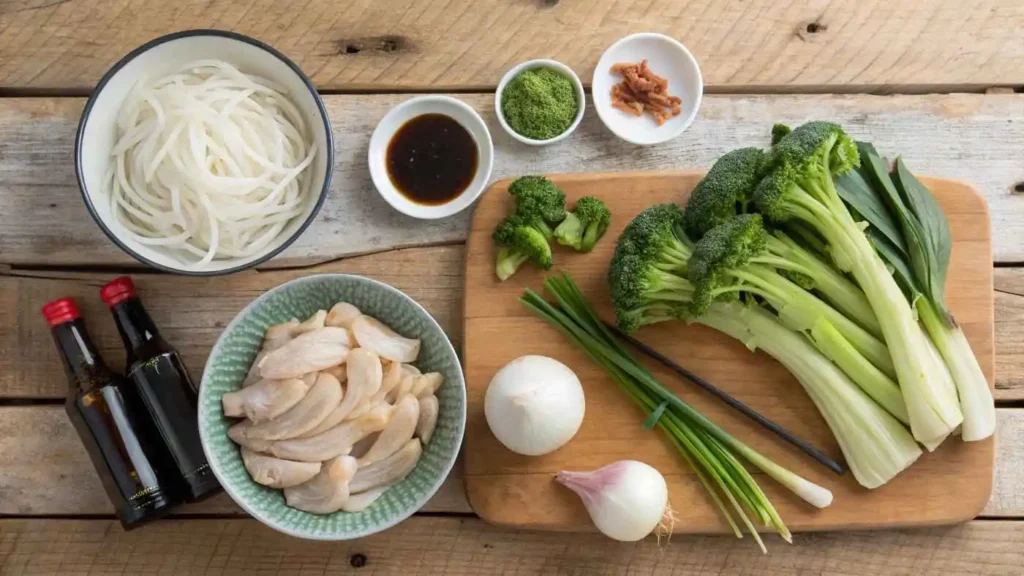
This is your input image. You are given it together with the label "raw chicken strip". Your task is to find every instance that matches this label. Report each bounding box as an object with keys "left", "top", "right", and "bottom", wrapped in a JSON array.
[
  {"left": 221, "top": 378, "right": 309, "bottom": 423},
  {"left": 231, "top": 372, "right": 343, "bottom": 441},
  {"left": 243, "top": 320, "right": 300, "bottom": 387},
  {"left": 300, "top": 372, "right": 319, "bottom": 387},
  {"left": 323, "top": 365, "right": 347, "bottom": 384},
  {"left": 258, "top": 327, "right": 351, "bottom": 379},
  {"left": 227, "top": 421, "right": 274, "bottom": 453},
  {"left": 295, "top": 310, "right": 327, "bottom": 334},
  {"left": 368, "top": 361, "right": 402, "bottom": 406},
  {"left": 270, "top": 404, "right": 392, "bottom": 462},
  {"left": 409, "top": 373, "right": 443, "bottom": 399},
  {"left": 284, "top": 455, "right": 357, "bottom": 514},
  {"left": 349, "top": 438, "right": 422, "bottom": 493},
  {"left": 416, "top": 394, "right": 439, "bottom": 445},
  {"left": 359, "top": 394, "right": 419, "bottom": 466},
  {"left": 352, "top": 316, "right": 421, "bottom": 363},
  {"left": 341, "top": 487, "right": 388, "bottom": 512},
  {"left": 241, "top": 448, "right": 320, "bottom": 489},
  {"left": 325, "top": 302, "right": 362, "bottom": 329},
  {"left": 385, "top": 372, "right": 416, "bottom": 404},
  {"left": 301, "top": 348, "right": 382, "bottom": 436},
  {"left": 265, "top": 320, "right": 300, "bottom": 350},
  {"left": 348, "top": 432, "right": 380, "bottom": 459}
]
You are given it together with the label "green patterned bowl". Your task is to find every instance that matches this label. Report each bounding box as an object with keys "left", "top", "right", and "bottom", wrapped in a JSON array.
[{"left": 198, "top": 274, "right": 465, "bottom": 540}]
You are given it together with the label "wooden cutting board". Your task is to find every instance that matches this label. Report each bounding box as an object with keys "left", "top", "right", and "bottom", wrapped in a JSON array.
[{"left": 462, "top": 171, "right": 994, "bottom": 534}]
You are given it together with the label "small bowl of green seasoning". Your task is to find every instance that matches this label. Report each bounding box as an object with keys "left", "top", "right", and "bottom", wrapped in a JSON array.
[{"left": 496, "top": 59, "right": 585, "bottom": 146}]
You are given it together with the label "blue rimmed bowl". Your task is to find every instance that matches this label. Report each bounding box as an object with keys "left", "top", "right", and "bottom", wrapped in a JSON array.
[{"left": 198, "top": 274, "right": 465, "bottom": 540}]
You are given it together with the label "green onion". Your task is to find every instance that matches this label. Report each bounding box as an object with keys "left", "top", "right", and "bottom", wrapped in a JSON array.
[{"left": 521, "top": 273, "right": 836, "bottom": 552}]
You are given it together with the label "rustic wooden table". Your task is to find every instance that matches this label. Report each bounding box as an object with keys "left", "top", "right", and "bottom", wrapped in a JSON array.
[{"left": 1, "top": 1, "right": 1023, "bottom": 574}]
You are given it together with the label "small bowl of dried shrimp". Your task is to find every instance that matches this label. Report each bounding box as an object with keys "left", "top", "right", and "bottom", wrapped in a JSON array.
[{"left": 592, "top": 33, "right": 703, "bottom": 146}]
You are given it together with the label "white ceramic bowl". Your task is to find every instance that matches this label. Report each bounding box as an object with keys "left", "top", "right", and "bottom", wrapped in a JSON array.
[
  {"left": 75, "top": 30, "right": 334, "bottom": 276},
  {"left": 495, "top": 59, "right": 585, "bottom": 146},
  {"left": 368, "top": 95, "right": 494, "bottom": 220},
  {"left": 592, "top": 33, "right": 703, "bottom": 146}
]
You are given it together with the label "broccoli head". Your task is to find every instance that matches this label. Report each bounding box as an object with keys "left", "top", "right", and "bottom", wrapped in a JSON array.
[
  {"left": 687, "top": 214, "right": 769, "bottom": 315},
  {"left": 683, "top": 147, "right": 766, "bottom": 240},
  {"left": 507, "top": 176, "right": 567, "bottom": 224},
  {"left": 608, "top": 204, "right": 699, "bottom": 331},
  {"left": 553, "top": 196, "right": 611, "bottom": 252},
  {"left": 493, "top": 213, "right": 554, "bottom": 281}
]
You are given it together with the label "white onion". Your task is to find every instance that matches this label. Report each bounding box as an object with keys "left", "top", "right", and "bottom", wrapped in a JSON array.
[
  {"left": 484, "top": 355, "right": 585, "bottom": 456},
  {"left": 105, "top": 59, "right": 317, "bottom": 269}
]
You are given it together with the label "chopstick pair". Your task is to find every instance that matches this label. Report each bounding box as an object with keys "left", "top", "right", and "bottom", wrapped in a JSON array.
[{"left": 605, "top": 322, "right": 847, "bottom": 476}]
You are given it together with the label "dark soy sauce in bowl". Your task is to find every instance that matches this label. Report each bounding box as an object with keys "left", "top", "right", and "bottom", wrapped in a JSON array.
[{"left": 386, "top": 113, "right": 478, "bottom": 206}]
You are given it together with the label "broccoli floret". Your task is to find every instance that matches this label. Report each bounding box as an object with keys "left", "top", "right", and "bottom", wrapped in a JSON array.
[
  {"left": 608, "top": 204, "right": 697, "bottom": 331},
  {"left": 553, "top": 196, "right": 611, "bottom": 252},
  {"left": 493, "top": 213, "right": 553, "bottom": 281},
  {"left": 508, "top": 176, "right": 567, "bottom": 224},
  {"left": 770, "top": 123, "right": 792, "bottom": 145},
  {"left": 683, "top": 147, "right": 766, "bottom": 240}
]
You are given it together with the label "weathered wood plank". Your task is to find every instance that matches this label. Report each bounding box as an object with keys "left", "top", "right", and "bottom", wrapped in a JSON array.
[
  {"left": 0, "top": 94, "right": 1021, "bottom": 267},
  {"left": 0, "top": 405, "right": 469, "bottom": 516},
  {"left": 1, "top": 406, "right": 1020, "bottom": 518},
  {"left": 0, "top": 1, "right": 1022, "bottom": 91},
  {"left": 0, "top": 245, "right": 463, "bottom": 399},
  {"left": 4, "top": 246, "right": 1024, "bottom": 401},
  {"left": 2, "top": 518, "right": 1023, "bottom": 575}
]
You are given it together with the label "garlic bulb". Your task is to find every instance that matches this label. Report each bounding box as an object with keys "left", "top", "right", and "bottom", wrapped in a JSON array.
[
  {"left": 484, "top": 355, "right": 585, "bottom": 456},
  {"left": 556, "top": 460, "right": 671, "bottom": 542}
]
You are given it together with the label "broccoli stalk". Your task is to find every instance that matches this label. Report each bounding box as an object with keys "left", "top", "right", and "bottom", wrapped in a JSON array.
[
  {"left": 553, "top": 196, "right": 611, "bottom": 252},
  {"left": 687, "top": 214, "right": 896, "bottom": 381},
  {"left": 608, "top": 205, "right": 920, "bottom": 489},
  {"left": 754, "top": 122, "right": 962, "bottom": 443}
]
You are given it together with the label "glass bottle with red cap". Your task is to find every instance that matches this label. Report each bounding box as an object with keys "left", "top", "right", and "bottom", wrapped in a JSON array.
[
  {"left": 42, "top": 297, "right": 174, "bottom": 529},
  {"left": 100, "top": 276, "right": 221, "bottom": 503}
]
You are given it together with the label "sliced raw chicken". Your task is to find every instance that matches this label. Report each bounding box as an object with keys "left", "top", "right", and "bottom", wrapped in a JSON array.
[
  {"left": 295, "top": 310, "right": 327, "bottom": 335},
  {"left": 264, "top": 319, "right": 300, "bottom": 350},
  {"left": 241, "top": 448, "right": 320, "bottom": 489},
  {"left": 301, "top": 348, "right": 382, "bottom": 436},
  {"left": 342, "top": 487, "right": 388, "bottom": 512},
  {"left": 228, "top": 421, "right": 274, "bottom": 453},
  {"left": 367, "top": 361, "right": 402, "bottom": 407},
  {"left": 348, "top": 432, "right": 380, "bottom": 459},
  {"left": 258, "top": 327, "right": 351, "bottom": 379},
  {"left": 232, "top": 372, "right": 343, "bottom": 441},
  {"left": 351, "top": 316, "right": 421, "bottom": 363},
  {"left": 325, "top": 302, "right": 362, "bottom": 329},
  {"left": 323, "top": 365, "right": 347, "bottom": 384},
  {"left": 284, "top": 455, "right": 357, "bottom": 514},
  {"left": 221, "top": 378, "right": 309, "bottom": 423},
  {"left": 270, "top": 404, "right": 391, "bottom": 462},
  {"left": 358, "top": 394, "right": 419, "bottom": 466},
  {"left": 409, "top": 373, "right": 443, "bottom": 399},
  {"left": 416, "top": 394, "right": 439, "bottom": 445},
  {"left": 349, "top": 438, "right": 422, "bottom": 493},
  {"left": 300, "top": 372, "right": 319, "bottom": 387}
]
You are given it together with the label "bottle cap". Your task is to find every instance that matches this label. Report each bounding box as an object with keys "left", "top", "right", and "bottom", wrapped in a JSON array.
[
  {"left": 41, "top": 298, "right": 81, "bottom": 327},
  {"left": 100, "top": 276, "right": 138, "bottom": 307}
]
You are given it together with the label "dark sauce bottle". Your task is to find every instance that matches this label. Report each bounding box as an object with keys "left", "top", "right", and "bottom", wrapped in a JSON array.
[
  {"left": 43, "top": 298, "right": 173, "bottom": 530},
  {"left": 101, "top": 277, "right": 221, "bottom": 503},
  {"left": 386, "top": 113, "right": 478, "bottom": 205}
]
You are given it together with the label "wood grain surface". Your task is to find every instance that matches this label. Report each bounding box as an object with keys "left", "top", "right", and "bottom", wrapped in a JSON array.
[
  {"left": 3, "top": 518, "right": 1024, "bottom": 575},
  {"left": 0, "top": 1, "right": 1022, "bottom": 92},
  {"left": 1, "top": 94, "right": 1022, "bottom": 268},
  {"left": 4, "top": 406, "right": 1023, "bottom": 519},
  {"left": 7, "top": 244, "right": 1024, "bottom": 401},
  {"left": 463, "top": 172, "right": 994, "bottom": 532}
]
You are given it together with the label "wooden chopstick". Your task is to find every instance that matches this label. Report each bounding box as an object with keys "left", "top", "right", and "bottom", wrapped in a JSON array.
[{"left": 605, "top": 322, "right": 847, "bottom": 476}]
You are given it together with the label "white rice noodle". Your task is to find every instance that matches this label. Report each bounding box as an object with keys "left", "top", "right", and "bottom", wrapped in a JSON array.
[{"left": 106, "top": 59, "right": 318, "bottom": 269}]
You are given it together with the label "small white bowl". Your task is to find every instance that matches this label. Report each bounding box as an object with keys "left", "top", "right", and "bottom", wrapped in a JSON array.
[
  {"left": 592, "top": 33, "right": 703, "bottom": 146},
  {"left": 368, "top": 95, "right": 494, "bottom": 220},
  {"left": 495, "top": 59, "right": 585, "bottom": 146},
  {"left": 75, "top": 30, "right": 334, "bottom": 276}
]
